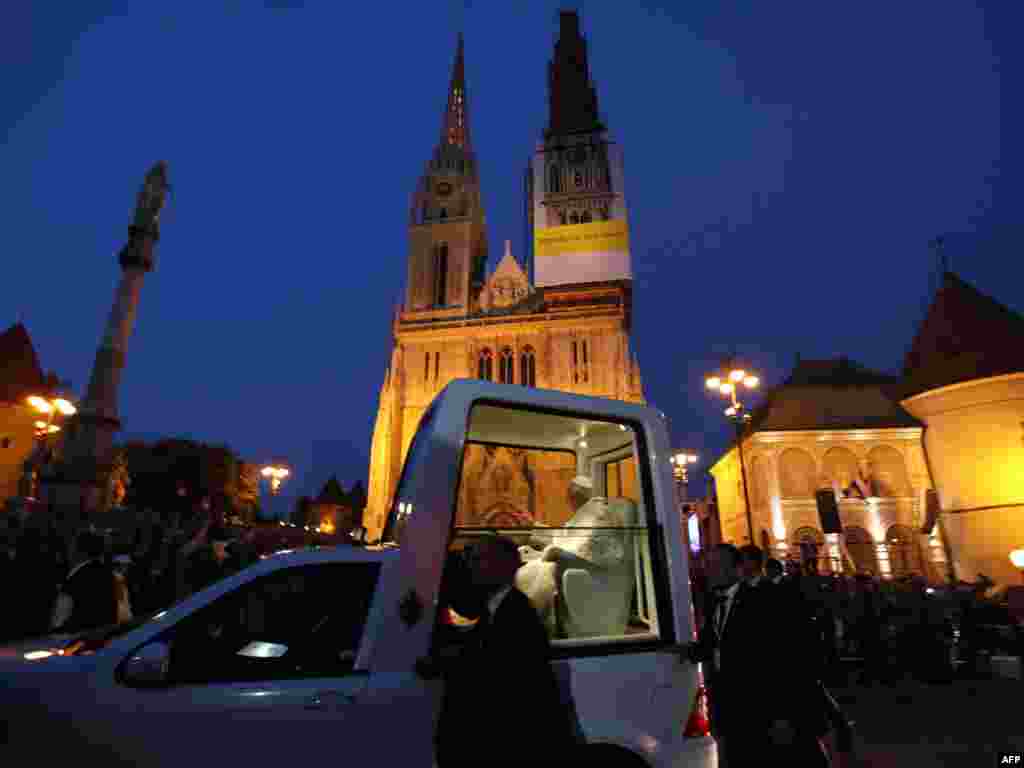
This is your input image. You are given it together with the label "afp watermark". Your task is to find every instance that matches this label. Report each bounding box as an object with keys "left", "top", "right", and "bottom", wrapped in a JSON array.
[{"left": 999, "top": 753, "right": 1023, "bottom": 766}]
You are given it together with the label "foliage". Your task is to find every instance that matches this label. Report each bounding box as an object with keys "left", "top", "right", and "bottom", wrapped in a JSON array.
[{"left": 118, "top": 438, "right": 252, "bottom": 518}]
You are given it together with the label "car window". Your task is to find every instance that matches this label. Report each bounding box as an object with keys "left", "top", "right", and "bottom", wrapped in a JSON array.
[
  {"left": 446, "top": 403, "right": 667, "bottom": 653},
  {"left": 165, "top": 563, "right": 380, "bottom": 684}
]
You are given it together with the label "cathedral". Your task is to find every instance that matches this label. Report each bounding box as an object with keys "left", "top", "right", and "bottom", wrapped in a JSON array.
[{"left": 365, "top": 12, "right": 644, "bottom": 538}]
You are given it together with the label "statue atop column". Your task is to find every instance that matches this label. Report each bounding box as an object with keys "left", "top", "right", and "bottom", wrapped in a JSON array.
[
  {"left": 120, "top": 160, "right": 170, "bottom": 271},
  {"left": 39, "top": 161, "right": 171, "bottom": 522}
]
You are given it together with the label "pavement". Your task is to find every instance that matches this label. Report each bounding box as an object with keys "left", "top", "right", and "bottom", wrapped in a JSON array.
[{"left": 823, "top": 676, "right": 1022, "bottom": 767}]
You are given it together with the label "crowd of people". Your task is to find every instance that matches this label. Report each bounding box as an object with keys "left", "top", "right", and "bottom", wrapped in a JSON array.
[
  {"left": 0, "top": 499, "right": 260, "bottom": 644},
  {"left": 684, "top": 542, "right": 1020, "bottom": 765}
]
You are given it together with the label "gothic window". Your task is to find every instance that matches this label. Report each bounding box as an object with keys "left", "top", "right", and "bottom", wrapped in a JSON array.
[
  {"left": 581, "top": 211, "right": 592, "bottom": 224},
  {"left": 520, "top": 346, "right": 536, "bottom": 387},
  {"left": 424, "top": 352, "right": 430, "bottom": 382},
  {"left": 477, "top": 348, "right": 493, "bottom": 380},
  {"left": 434, "top": 352, "right": 440, "bottom": 382},
  {"left": 581, "top": 340, "right": 589, "bottom": 383},
  {"left": 778, "top": 448, "right": 816, "bottom": 498},
  {"left": 434, "top": 243, "right": 449, "bottom": 306},
  {"left": 570, "top": 212, "right": 579, "bottom": 225},
  {"left": 499, "top": 347, "right": 514, "bottom": 384},
  {"left": 549, "top": 165, "right": 561, "bottom": 194}
]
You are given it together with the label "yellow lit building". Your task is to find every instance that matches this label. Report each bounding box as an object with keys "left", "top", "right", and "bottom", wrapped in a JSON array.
[
  {"left": 365, "top": 16, "right": 644, "bottom": 539},
  {"left": 709, "top": 358, "right": 945, "bottom": 580},
  {"left": 0, "top": 323, "right": 61, "bottom": 504},
  {"left": 900, "top": 272, "right": 1024, "bottom": 587}
]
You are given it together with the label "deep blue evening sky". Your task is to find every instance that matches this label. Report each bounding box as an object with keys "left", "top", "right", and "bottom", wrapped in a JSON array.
[{"left": 1, "top": 1, "right": 1018, "bottom": 515}]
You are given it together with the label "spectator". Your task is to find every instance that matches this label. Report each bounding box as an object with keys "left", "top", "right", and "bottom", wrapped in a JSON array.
[{"left": 57, "top": 530, "right": 119, "bottom": 633}]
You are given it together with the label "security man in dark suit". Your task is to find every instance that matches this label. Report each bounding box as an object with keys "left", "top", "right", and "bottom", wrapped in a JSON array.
[
  {"left": 421, "top": 536, "right": 577, "bottom": 768},
  {"left": 686, "top": 542, "right": 773, "bottom": 766},
  {"left": 742, "top": 545, "right": 832, "bottom": 767}
]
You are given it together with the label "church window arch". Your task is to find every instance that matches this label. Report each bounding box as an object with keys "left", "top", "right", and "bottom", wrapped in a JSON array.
[
  {"left": 520, "top": 346, "right": 536, "bottom": 387},
  {"left": 867, "top": 446, "right": 911, "bottom": 497},
  {"left": 433, "top": 243, "right": 449, "bottom": 307},
  {"left": 822, "top": 447, "right": 859, "bottom": 494},
  {"left": 778, "top": 448, "right": 816, "bottom": 499},
  {"left": 549, "top": 165, "right": 561, "bottom": 194},
  {"left": 499, "top": 347, "right": 514, "bottom": 384},
  {"left": 477, "top": 348, "right": 493, "bottom": 380}
]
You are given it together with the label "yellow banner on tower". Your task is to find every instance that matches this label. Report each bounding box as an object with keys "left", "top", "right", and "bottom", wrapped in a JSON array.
[{"left": 533, "top": 219, "right": 630, "bottom": 258}]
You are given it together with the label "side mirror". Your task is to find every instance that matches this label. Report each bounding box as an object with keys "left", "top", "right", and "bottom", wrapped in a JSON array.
[{"left": 121, "top": 641, "right": 171, "bottom": 687}]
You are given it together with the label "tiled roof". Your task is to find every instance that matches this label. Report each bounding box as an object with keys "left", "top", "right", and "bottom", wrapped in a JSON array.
[
  {"left": 747, "top": 358, "right": 920, "bottom": 432},
  {"left": 902, "top": 272, "right": 1024, "bottom": 396},
  {"left": 0, "top": 323, "right": 45, "bottom": 403}
]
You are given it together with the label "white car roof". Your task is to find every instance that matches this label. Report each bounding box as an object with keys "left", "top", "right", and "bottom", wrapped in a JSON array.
[{"left": 436, "top": 378, "right": 663, "bottom": 424}]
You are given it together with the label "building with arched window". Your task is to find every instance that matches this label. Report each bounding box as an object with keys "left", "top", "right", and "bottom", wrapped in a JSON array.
[
  {"left": 366, "top": 15, "right": 644, "bottom": 539},
  {"left": 709, "top": 357, "right": 941, "bottom": 580},
  {"left": 900, "top": 272, "right": 1024, "bottom": 587}
]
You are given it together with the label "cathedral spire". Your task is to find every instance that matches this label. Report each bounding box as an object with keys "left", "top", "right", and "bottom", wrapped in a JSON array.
[
  {"left": 547, "top": 10, "right": 603, "bottom": 137},
  {"left": 440, "top": 33, "right": 471, "bottom": 150}
]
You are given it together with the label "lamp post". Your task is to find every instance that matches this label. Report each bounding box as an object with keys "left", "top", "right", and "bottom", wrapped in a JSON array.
[
  {"left": 260, "top": 463, "right": 291, "bottom": 521},
  {"left": 705, "top": 363, "right": 760, "bottom": 544},
  {"left": 670, "top": 452, "right": 699, "bottom": 502},
  {"left": 23, "top": 390, "right": 77, "bottom": 498},
  {"left": 1010, "top": 549, "right": 1024, "bottom": 584}
]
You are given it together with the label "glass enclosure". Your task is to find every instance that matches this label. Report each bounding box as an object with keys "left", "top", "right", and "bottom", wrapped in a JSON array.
[{"left": 443, "top": 403, "right": 662, "bottom": 649}]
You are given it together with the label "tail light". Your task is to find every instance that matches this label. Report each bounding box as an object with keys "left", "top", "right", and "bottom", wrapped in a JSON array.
[{"left": 683, "top": 685, "right": 711, "bottom": 738}]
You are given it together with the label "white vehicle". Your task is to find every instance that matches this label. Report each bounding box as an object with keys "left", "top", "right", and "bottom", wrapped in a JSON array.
[{"left": 1, "top": 380, "right": 715, "bottom": 767}]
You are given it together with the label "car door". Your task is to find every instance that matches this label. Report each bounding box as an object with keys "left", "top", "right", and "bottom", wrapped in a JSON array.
[{"left": 112, "top": 560, "right": 383, "bottom": 768}]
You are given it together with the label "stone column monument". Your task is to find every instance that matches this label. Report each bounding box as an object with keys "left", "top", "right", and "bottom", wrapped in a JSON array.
[{"left": 41, "top": 161, "right": 170, "bottom": 524}]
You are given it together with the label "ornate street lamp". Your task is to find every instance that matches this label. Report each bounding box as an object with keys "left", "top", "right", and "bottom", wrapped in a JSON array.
[
  {"left": 670, "top": 452, "right": 699, "bottom": 498},
  {"left": 260, "top": 463, "right": 291, "bottom": 496},
  {"left": 705, "top": 362, "right": 760, "bottom": 544},
  {"left": 22, "top": 388, "right": 77, "bottom": 498}
]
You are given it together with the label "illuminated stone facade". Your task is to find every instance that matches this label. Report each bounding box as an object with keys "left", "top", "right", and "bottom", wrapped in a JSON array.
[
  {"left": 709, "top": 359, "right": 945, "bottom": 580},
  {"left": 0, "top": 324, "right": 59, "bottom": 504},
  {"left": 900, "top": 273, "right": 1024, "bottom": 587},
  {"left": 365, "top": 21, "right": 644, "bottom": 539}
]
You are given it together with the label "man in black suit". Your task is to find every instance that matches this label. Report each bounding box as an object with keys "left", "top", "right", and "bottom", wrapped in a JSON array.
[
  {"left": 686, "top": 543, "right": 773, "bottom": 766},
  {"left": 742, "top": 545, "right": 832, "bottom": 767},
  {"left": 426, "top": 536, "right": 577, "bottom": 768}
]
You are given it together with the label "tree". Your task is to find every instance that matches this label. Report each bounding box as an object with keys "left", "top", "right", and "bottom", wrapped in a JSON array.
[{"left": 119, "top": 438, "right": 251, "bottom": 523}]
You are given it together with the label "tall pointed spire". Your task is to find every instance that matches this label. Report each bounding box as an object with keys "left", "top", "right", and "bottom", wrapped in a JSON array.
[
  {"left": 547, "top": 10, "right": 603, "bottom": 136},
  {"left": 440, "top": 33, "right": 471, "bottom": 150}
]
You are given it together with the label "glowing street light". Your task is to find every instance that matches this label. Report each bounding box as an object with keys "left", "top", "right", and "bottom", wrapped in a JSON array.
[
  {"left": 1010, "top": 549, "right": 1024, "bottom": 583},
  {"left": 705, "top": 360, "right": 762, "bottom": 543},
  {"left": 670, "top": 451, "right": 699, "bottom": 493},
  {"left": 261, "top": 464, "right": 291, "bottom": 496},
  {"left": 26, "top": 391, "right": 77, "bottom": 438}
]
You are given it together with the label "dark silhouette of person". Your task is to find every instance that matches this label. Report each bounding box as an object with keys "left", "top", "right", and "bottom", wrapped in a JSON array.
[
  {"left": 424, "top": 536, "right": 577, "bottom": 768},
  {"left": 745, "top": 545, "right": 833, "bottom": 767},
  {"left": 686, "top": 543, "right": 774, "bottom": 766},
  {"left": 60, "top": 531, "right": 119, "bottom": 633}
]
